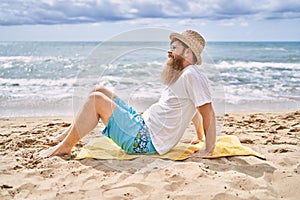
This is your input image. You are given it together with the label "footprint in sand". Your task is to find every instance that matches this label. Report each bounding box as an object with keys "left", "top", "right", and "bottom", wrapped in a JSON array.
[{"left": 102, "top": 183, "right": 152, "bottom": 199}]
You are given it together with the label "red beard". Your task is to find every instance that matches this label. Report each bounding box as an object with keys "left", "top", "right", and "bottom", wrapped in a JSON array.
[{"left": 161, "top": 52, "right": 185, "bottom": 85}]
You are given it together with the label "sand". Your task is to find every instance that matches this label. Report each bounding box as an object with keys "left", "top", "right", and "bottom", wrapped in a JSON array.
[{"left": 0, "top": 111, "right": 300, "bottom": 200}]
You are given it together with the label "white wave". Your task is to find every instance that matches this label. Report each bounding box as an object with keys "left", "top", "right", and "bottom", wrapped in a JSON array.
[
  {"left": 0, "top": 56, "right": 44, "bottom": 62},
  {"left": 215, "top": 61, "right": 300, "bottom": 69},
  {"left": 0, "top": 56, "right": 78, "bottom": 63},
  {"left": 1, "top": 62, "right": 13, "bottom": 69},
  {"left": 263, "top": 47, "right": 287, "bottom": 51},
  {"left": 0, "top": 77, "right": 77, "bottom": 87}
]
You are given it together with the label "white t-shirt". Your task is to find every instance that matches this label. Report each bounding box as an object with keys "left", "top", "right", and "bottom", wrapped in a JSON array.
[{"left": 142, "top": 65, "right": 212, "bottom": 155}]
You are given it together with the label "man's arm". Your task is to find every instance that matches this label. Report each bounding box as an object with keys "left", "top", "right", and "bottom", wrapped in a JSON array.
[
  {"left": 191, "top": 110, "right": 204, "bottom": 143},
  {"left": 181, "top": 110, "right": 204, "bottom": 144},
  {"left": 194, "top": 102, "right": 216, "bottom": 156}
]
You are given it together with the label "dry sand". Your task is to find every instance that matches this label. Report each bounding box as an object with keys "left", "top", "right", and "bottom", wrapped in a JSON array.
[{"left": 0, "top": 111, "right": 300, "bottom": 200}]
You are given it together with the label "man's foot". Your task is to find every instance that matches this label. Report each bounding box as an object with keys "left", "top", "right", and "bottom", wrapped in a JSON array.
[
  {"left": 46, "top": 130, "right": 69, "bottom": 144},
  {"left": 35, "top": 144, "right": 72, "bottom": 158},
  {"left": 191, "top": 149, "right": 213, "bottom": 157},
  {"left": 181, "top": 138, "right": 204, "bottom": 144}
]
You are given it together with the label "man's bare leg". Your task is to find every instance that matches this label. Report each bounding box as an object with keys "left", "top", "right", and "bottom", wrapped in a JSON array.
[
  {"left": 46, "top": 85, "right": 116, "bottom": 144},
  {"left": 37, "top": 90, "right": 116, "bottom": 158}
]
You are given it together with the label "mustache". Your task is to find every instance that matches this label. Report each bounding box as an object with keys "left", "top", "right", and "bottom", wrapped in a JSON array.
[
  {"left": 167, "top": 53, "right": 184, "bottom": 72},
  {"left": 167, "top": 51, "right": 174, "bottom": 59}
]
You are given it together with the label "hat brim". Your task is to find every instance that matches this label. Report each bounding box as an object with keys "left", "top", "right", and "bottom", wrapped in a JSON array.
[{"left": 169, "top": 33, "right": 202, "bottom": 65}]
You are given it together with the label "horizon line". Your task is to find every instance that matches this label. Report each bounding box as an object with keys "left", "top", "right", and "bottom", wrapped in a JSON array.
[{"left": 0, "top": 40, "right": 299, "bottom": 43}]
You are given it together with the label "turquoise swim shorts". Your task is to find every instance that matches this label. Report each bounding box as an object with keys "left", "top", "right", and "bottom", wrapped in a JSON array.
[{"left": 102, "top": 98, "right": 156, "bottom": 155}]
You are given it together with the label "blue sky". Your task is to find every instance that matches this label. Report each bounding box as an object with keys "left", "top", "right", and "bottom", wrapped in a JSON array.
[{"left": 0, "top": 0, "right": 299, "bottom": 41}]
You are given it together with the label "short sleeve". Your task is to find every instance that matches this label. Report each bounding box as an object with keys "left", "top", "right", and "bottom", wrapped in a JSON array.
[{"left": 184, "top": 69, "right": 212, "bottom": 107}]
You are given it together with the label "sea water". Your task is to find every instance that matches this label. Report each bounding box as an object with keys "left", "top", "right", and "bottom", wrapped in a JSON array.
[{"left": 0, "top": 41, "right": 299, "bottom": 117}]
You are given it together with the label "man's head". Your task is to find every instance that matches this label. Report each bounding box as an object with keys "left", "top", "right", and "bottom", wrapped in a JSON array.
[
  {"left": 161, "top": 30, "right": 205, "bottom": 85},
  {"left": 169, "top": 30, "right": 205, "bottom": 65}
]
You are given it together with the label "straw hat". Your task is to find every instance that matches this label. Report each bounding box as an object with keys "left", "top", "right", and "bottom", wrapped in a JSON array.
[{"left": 169, "top": 30, "right": 205, "bottom": 65}]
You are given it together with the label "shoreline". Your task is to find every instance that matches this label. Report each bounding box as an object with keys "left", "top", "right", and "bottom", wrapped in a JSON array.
[
  {"left": 1, "top": 109, "right": 299, "bottom": 119},
  {"left": 1, "top": 110, "right": 299, "bottom": 199}
]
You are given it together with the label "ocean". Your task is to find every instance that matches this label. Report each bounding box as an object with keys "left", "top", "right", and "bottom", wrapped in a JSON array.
[{"left": 0, "top": 41, "right": 299, "bottom": 117}]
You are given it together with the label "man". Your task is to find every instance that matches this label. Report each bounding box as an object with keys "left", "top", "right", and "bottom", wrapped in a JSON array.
[{"left": 37, "top": 30, "right": 216, "bottom": 158}]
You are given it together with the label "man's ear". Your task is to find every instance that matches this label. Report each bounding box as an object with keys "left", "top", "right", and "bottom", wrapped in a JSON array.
[
  {"left": 185, "top": 48, "right": 193, "bottom": 56},
  {"left": 184, "top": 48, "right": 195, "bottom": 63}
]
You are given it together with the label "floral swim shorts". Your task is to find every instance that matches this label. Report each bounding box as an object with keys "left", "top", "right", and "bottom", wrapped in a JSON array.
[{"left": 102, "top": 98, "right": 156, "bottom": 155}]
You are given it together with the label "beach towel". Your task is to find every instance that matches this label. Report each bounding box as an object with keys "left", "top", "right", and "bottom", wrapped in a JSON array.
[{"left": 75, "top": 134, "right": 265, "bottom": 161}]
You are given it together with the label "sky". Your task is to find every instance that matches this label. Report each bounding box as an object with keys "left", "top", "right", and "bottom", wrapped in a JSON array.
[{"left": 0, "top": 0, "right": 299, "bottom": 41}]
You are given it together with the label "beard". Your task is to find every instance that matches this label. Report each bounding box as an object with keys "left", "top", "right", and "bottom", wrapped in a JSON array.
[{"left": 161, "top": 52, "right": 185, "bottom": 85}]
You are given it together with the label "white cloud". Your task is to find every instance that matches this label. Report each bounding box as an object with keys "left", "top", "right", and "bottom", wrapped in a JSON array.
[
  {"left": 41, "top": 0, "right": 55, "bottom": 6},
  {"left": 123, "top": 18, "right": 171, "bottom": 28},
  {"left": 178, "top": 19, "right": 206, "bottom": 27},
  {"left": 0, "top": 0, "right": 299, "bottom": 26},
  {"left": 219, "top": 22, "right": 235, "bottom": 26},
  {"left": 240, "top": 22, "right": 249, "bottom": 27}
]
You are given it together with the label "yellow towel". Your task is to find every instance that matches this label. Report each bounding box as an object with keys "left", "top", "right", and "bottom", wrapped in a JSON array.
[{"left": 76, "top": 134, "right": 265, "bottom": 161}]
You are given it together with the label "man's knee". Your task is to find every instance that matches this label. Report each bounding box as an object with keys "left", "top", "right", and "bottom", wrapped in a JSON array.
[
  {"left": 88, "top": 91, "right": 107, "bottom": 103},
  {"left": 88, "top": 92, "right": 116, "bottom": 123},
  {"left": 92, "top": 84, "right": 115, "bottom": 100},
  {"left": 92, "top": 84, "right": 106, "bottom": 93}
]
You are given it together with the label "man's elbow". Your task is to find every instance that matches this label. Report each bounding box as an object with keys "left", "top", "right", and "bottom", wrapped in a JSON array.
[{"left": 198, "top": 102, "right": 214, "bottom": 115}]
